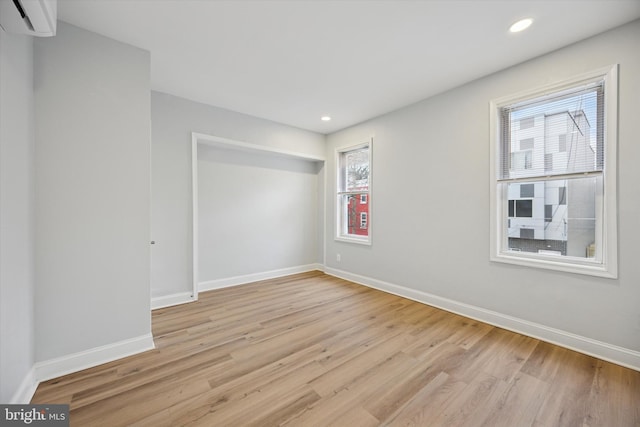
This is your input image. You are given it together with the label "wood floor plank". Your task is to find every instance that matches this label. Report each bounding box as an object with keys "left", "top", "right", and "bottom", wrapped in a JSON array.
[
  {"left": 532, "top": 347, "right": 597, "bottom": 427},
  {"left": 308, "top": 332, "right": 412, "bottom": 397},
  {"left": 284, "top": 351, "right": 419, "bottom": 426},
  {"left": 362, "top": 344, "right": 466, "bottom": 421},
  {"left": 381, "top": 371, "right": 464, "bottom": 427},
  {"left": 584, "top": 359, "right": 640, "bottom": 426},
  {"left": 30, "top": 271, "right": 640, "bottom": 426},
  {"left": 174, "top": 366, "right": 322, "bottom": 426},
  {"left": 476, "top": 372, "right": 550, "bottom": 427},
  {"left": 427, "top": 371, "right": 503, "bottom": 427}
]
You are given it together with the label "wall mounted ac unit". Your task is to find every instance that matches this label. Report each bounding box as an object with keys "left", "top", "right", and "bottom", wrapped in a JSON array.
[{"left": 0, "top": 0, "right": 57, "bottom": 37}]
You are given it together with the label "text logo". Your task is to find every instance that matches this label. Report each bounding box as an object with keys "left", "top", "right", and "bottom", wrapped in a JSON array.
[{"left": 1, "top": 405, "right": 69, "bottom": 426}]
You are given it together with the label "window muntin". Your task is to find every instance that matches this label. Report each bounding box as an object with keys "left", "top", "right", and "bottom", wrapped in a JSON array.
[
  {"left": 336, "top": 141, "right": 371, "bottom": 244},
  {"left": 490, "top": 66, "right": 617, "bottom": 278}
]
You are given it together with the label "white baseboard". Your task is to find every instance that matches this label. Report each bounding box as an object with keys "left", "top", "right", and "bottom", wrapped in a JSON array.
[
  {"left": 151, "top": 291, "right": 195, "bottom": 310},
  {"left": 35, "top": 333, "right": 156, "bottom": 383},
  {"left": 325, "top": 267, "right": 640, "bottom": 372},
  {"left": 10, "top": 367, "right": 38, "bottom": 404},
  {"left": 199, "top": 263, "right": 324, "bottom": 292}
]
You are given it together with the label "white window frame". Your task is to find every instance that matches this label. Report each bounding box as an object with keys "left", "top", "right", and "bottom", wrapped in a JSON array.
[
  {"left": 489, "top": 65, "right": 618, "bottom": 278},
  {"left": 336, "top": 139, "right": 372, "bottom": 245}
]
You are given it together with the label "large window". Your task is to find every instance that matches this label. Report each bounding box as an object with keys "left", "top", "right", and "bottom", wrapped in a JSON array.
[
  {"left": 336, "top": 140, "right": 371, "bottom": 244},
  {"left": 490, "top": 66, "right": 618, "bottom": 278}
]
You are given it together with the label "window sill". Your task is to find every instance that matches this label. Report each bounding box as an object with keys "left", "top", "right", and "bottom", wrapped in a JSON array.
[
  {"left": 491, "top": 251, "right": 617, "bottom": 279},
  {"left": 335, "top": 235, "right": 371, "bottom": 246}
]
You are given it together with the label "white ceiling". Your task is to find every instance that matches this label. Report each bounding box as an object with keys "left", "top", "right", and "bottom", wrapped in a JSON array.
[{"left": 58, "top": 0, "right": 640, "bottom": 134}]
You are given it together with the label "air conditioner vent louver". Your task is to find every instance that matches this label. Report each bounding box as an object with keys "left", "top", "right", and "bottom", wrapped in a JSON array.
[{"left": 0, "top": 0, "right": 57, "bottom": 37}]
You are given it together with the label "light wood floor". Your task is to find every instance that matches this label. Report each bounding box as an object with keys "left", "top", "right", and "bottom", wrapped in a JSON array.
[{"left": 32, "top": 271, "right": 640, "bottom": 426}]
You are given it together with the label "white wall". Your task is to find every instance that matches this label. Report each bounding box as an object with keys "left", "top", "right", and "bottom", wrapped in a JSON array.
[
  {"left": 34, "top": 22, "right": 152, "bottom": 362},
  {"left": 198, "top": 145, "right": 321, "bottom": 282},
  {"left": 0, "top": 31, "right": 35, "bottom": 403},
  {"left": 325, "top": 21, "right": 640, "bottom": 359},
  {"left": 151, "top": 92, "right": 325, "bottom": 300}
]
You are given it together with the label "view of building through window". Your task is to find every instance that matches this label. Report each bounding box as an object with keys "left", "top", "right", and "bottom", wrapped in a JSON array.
[
  {"left": 345, "top": 148, "right": 369, "bottom": 236},
  {"left": 492, "top": 66, "right": 616, "bottom": 277},
  {"left": 337, "top": 144, "right": 370, "bottom": 241},
  {"left": 504, "top": 89, "right": 599, "bottom": 258}
]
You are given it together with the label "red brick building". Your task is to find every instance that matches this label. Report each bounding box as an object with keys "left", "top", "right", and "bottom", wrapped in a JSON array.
[{"left": 347, "top": 193, "right": 369, "bottom": 236}]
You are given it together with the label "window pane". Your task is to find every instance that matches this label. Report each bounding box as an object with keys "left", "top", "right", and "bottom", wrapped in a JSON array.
[
  {"left": 507, "top": 178, "right": 596, "bottom": 258},
  {"left": 345, "top": 149, "right": 369, "bottom": 191},
  {"left": 501, "top": 84, "right": 603, "bottom": 179},
  {"left": 343, "top": 193, "right": 369, "bottom": 237}
]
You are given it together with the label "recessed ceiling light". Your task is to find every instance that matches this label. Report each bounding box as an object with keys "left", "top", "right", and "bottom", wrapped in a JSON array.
[
  {"left": 321, "top": 116, "right": 331, "bottom": 121},
  {"left": 510, "top": 18, "right": 533, "bottom": 33}
]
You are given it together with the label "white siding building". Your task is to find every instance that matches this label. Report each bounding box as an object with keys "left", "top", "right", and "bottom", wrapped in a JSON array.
[{"left": 508, "top": 110, "right": 596, "bottom": 257}]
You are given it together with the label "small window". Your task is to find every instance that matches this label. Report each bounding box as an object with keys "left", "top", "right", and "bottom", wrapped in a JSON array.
[
  {"left": 511, "top": 151, "right": 532, "bottom": 170},
  {"left": 544, "top": 153, "right": 553, "bottom": 171},
  {"left": 520, "top": 184, "right": 534, "bottom": 198},
  {"left": 520, "top": 228, "right": 535, "bottom": 239},
  {"left": 520, "top": 138, "right": 534, "bottom": 150},
  {"left": 558, "top": 187, "right": 566, "bottom": 205},
  {"left": 558, "top": 134, "right": 567, "bottom": 152},
  {"left": 545, "top": 204, "right": 553, "bottom": 222},
  {"left": 490, "top": 65, "right": 618, "bottom": 278},
  {"left": 515, "top": 199, "right": 533, "bottom": 217},
  {"left": 360, "top": 212, "right": 367, "bottom": 228},
  {"left": 520, "top": 117, "right": 535, "bottom": 129},
  {"left": 336, "top": 140, "right": 372, "bottom": 244}
]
